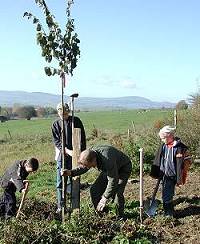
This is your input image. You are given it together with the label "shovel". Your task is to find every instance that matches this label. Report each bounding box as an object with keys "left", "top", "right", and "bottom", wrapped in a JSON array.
[
  {"left": 16, "top": 181, "right": 29, "bottom": 218},
  {"left": 144, "top": 178, "right": 161, "bottom": 217}
]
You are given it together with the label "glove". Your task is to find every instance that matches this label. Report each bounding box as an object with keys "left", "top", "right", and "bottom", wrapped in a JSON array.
[{"left": 96, "top": 196, "right": 107, "bottom": 212}]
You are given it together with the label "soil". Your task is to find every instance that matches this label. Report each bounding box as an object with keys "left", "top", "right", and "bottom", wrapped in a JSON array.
[
  {"left": 20, "top": 169, "right": 200, "bottom": 243},
  {"left": 125, "top": 169, "right": 200, "bottom": 244}
]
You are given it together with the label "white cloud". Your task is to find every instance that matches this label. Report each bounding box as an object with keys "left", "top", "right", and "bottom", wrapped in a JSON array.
[
  {"left": 119, "top": 79, "right": 136, "bottom": 89},
  {"left": 92, "top": 75, "right": 137, "bottom": 89}
]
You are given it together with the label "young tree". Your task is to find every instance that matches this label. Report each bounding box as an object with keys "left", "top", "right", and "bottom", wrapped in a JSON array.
[{"left": 24, "top": 0, "right": 80, "bottom": 221}]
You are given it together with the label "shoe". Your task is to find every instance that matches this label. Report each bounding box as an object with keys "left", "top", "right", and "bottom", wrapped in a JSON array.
[{"left": 163, "top": 203, "right": 174, "bottom": 217}]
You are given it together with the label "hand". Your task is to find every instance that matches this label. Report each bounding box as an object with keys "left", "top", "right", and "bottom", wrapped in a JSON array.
[
  {"left": 65, "top": 148, "right": 73, "bottom": 156},
  {"left": 96, "top": 196, "right": 107, "bottom": 212},
  {"left": 61, "top": 169, "right": 71, "bottom": 176},
  {"left": 23, "top": 180, "right": 29, "bottom": 190},
  {"left": 21, "top": 187, "right": 28, "bottom": 194}
]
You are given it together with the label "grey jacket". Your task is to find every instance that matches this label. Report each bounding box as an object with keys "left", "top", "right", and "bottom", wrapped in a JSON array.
[
  {"left": 71, "top": 145, "right": 132, "bottom": 199},
  {"left": 0, "top": 160, "right": 29, "bottom": 192}
]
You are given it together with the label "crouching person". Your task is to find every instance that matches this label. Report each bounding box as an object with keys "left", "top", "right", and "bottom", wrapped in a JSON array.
[
  {"left": 0, "top": 157, "right": 39, "bottom": 219},
  {"left": 150, "top": 125, "right": 192, "bottom": 217},
  {"left": 61, "top": 145, "right": 132, "bottom": 220}
]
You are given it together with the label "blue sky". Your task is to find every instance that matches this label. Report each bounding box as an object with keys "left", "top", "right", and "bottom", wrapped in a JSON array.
[{"left": 0, "top": 0, "right": 200, "bottom": 102}]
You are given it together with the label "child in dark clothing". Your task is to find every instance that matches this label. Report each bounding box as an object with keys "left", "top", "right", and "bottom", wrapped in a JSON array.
[{"left": 0, "top": 158, "right": 39, "bottom": 219}]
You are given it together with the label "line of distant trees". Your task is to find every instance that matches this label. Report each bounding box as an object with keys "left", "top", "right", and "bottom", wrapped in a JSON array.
[
  {"left": 0, "top": 105, "right": 57, "bottom": 121},
  {"left": 0, "top": 93, "right": 199, "bottom": 121}
]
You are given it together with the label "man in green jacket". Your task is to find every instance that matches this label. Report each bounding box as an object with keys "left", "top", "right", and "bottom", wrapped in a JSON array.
[{"left": 61, "top": 145, "right": 132, "bottom": 219}]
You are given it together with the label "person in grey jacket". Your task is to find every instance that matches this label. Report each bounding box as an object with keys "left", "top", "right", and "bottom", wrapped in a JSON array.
[
  {"left": 0, "top": 158, "right": 39, "bottom": 219},
  {"left": 150, "top": 125, "right": 192, "bottom": 217},
  {"left": 61, "top": 145, "right": 132, "bottom": 219}
]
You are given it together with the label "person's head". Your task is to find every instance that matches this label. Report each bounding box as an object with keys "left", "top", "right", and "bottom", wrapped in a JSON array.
[
  {"left": 25, "top": 157, "right": 39, "bottom": 173},
  {"left": 78, "top": 149, "right": 97, "bottom": 169},
  {"left": 159, "top": 125, "right": 176, "bottom": 144},
  {"left": 57, "top": 102, "right": 70, "bottom": 120}
]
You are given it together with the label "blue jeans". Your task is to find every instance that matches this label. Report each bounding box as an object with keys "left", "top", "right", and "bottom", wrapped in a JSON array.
[
  {"left": 56, "top": 158, "right": 72, "bottom": 208},
  {"left": 162, "top": 176, "right": 176, "bottom": 204}
]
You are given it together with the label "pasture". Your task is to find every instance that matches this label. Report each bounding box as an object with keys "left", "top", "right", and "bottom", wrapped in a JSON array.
[{"left": 0, "top": 108, "right": 199, "bottom": 243}]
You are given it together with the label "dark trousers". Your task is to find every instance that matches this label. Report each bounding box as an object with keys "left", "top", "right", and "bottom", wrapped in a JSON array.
[
  {"left": 162, "top": 175, "right": 176, "bottom": 216},
  {"left": 0, "top": 186, "right": 16, "bottom": 219},
  {"left": 162, "top": 175, "right": 176, "bottom": 204}
]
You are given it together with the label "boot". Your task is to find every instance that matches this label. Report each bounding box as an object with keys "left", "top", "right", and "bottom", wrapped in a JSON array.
[{"left": 163, "top": 202, "right": 174, "bottom": 217}]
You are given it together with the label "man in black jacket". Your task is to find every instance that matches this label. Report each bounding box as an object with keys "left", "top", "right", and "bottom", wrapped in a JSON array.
[
  {"left": 52, "top": 102, "right": 86, "bottom": 213},
  {"left": 0, "top": 158, "right": 39, "bottom": 219}
]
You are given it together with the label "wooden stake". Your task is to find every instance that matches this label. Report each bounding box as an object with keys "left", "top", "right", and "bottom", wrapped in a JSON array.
[
  {"left": 139, "top": 148, "right": 144, "bottom": 224},
  {"left": 71, "top": 128, "right": 81, "bottom": 214},
  {"left": 16, "top": 181, "right": 29, "bottom": 218}
]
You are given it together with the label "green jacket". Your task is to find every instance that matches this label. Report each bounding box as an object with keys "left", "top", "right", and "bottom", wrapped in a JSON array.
[{"left": 71, "top": 145, "right": 132, "bottom": 199}]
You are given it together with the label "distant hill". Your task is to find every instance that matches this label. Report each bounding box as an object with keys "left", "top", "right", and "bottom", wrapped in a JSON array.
[{"left": 0, "top": 90, "right": 175, "bottom": 110}]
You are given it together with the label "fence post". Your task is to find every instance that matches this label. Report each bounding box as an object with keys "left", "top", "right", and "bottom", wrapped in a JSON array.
[{"left": 139, "top": 148, "right": 144, "bottom": 224}]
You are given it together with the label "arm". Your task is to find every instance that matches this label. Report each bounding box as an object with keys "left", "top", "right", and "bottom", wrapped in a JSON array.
[
  {"left": 61, "top": 166, "right": 89, "bottom": 177},
  {"left": 96, "top": 159, "right": 119, "bottom": 212},
  {"left": 103, "top": 163, "right": 119, "bottom": 199},
  {"left": 52, "top": 121, "right": 62, "bottom": 150},
  {"left": 177, "top": 149, "right": 192, "bottom": 185},
  {"left": 9, "top": 162, "right": 26, "bottom": 192}
]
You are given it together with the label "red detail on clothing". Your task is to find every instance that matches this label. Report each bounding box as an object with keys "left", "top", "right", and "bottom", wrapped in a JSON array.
[{"left": 166, "top": 141, "right": 174, "bottom": 148}]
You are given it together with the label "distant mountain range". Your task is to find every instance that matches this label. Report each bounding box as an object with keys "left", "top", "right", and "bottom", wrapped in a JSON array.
[{"left": 0, "top": 90, "right": 175, "bottom": 110}]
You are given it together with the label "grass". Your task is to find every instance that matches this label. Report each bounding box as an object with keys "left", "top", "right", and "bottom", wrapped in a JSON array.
[
  {"left": 0, "top": 109, "right": 175, "bottom": 243},
  {"left": 0, "top": 108, "right": 198, "bottom": 243},
  {"left": 0, "top": 109, "right": 172, "bottom": 139},
  {"left": 0, "top": 109, "right": 172, "bottom": 173}
]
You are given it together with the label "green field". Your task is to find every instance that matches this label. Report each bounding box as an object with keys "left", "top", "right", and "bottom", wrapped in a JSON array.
[
  {"left": 0, "top": 108, "right": 172, "bottom": 182},
  {"left": 0, "top": 109, "right": 172, "bottom": 137}
]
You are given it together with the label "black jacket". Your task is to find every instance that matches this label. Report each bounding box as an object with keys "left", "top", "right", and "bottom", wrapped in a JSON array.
[
  {"left": 150, "top": 139, "right": 190, "bottom": 184},
  {"left": 0, "top": 160, "right": 29, "bottom": 192},
  {"left": 52, "top": 116, "right": 86, "bottom": 160}
]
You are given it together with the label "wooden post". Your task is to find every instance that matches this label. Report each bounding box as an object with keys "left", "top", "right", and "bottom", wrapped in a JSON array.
[
  {"left": 71, "top": 128, "right": 81, "bottom": 213},
  {"left": 131, "top": 121, "right": 136, "bottom": 133},
  {"left": 139, "top": 148, "right": 144, "bottom": 224},
  {"left": 70, "top": 93, "right": 81, "bottom": 215}
]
